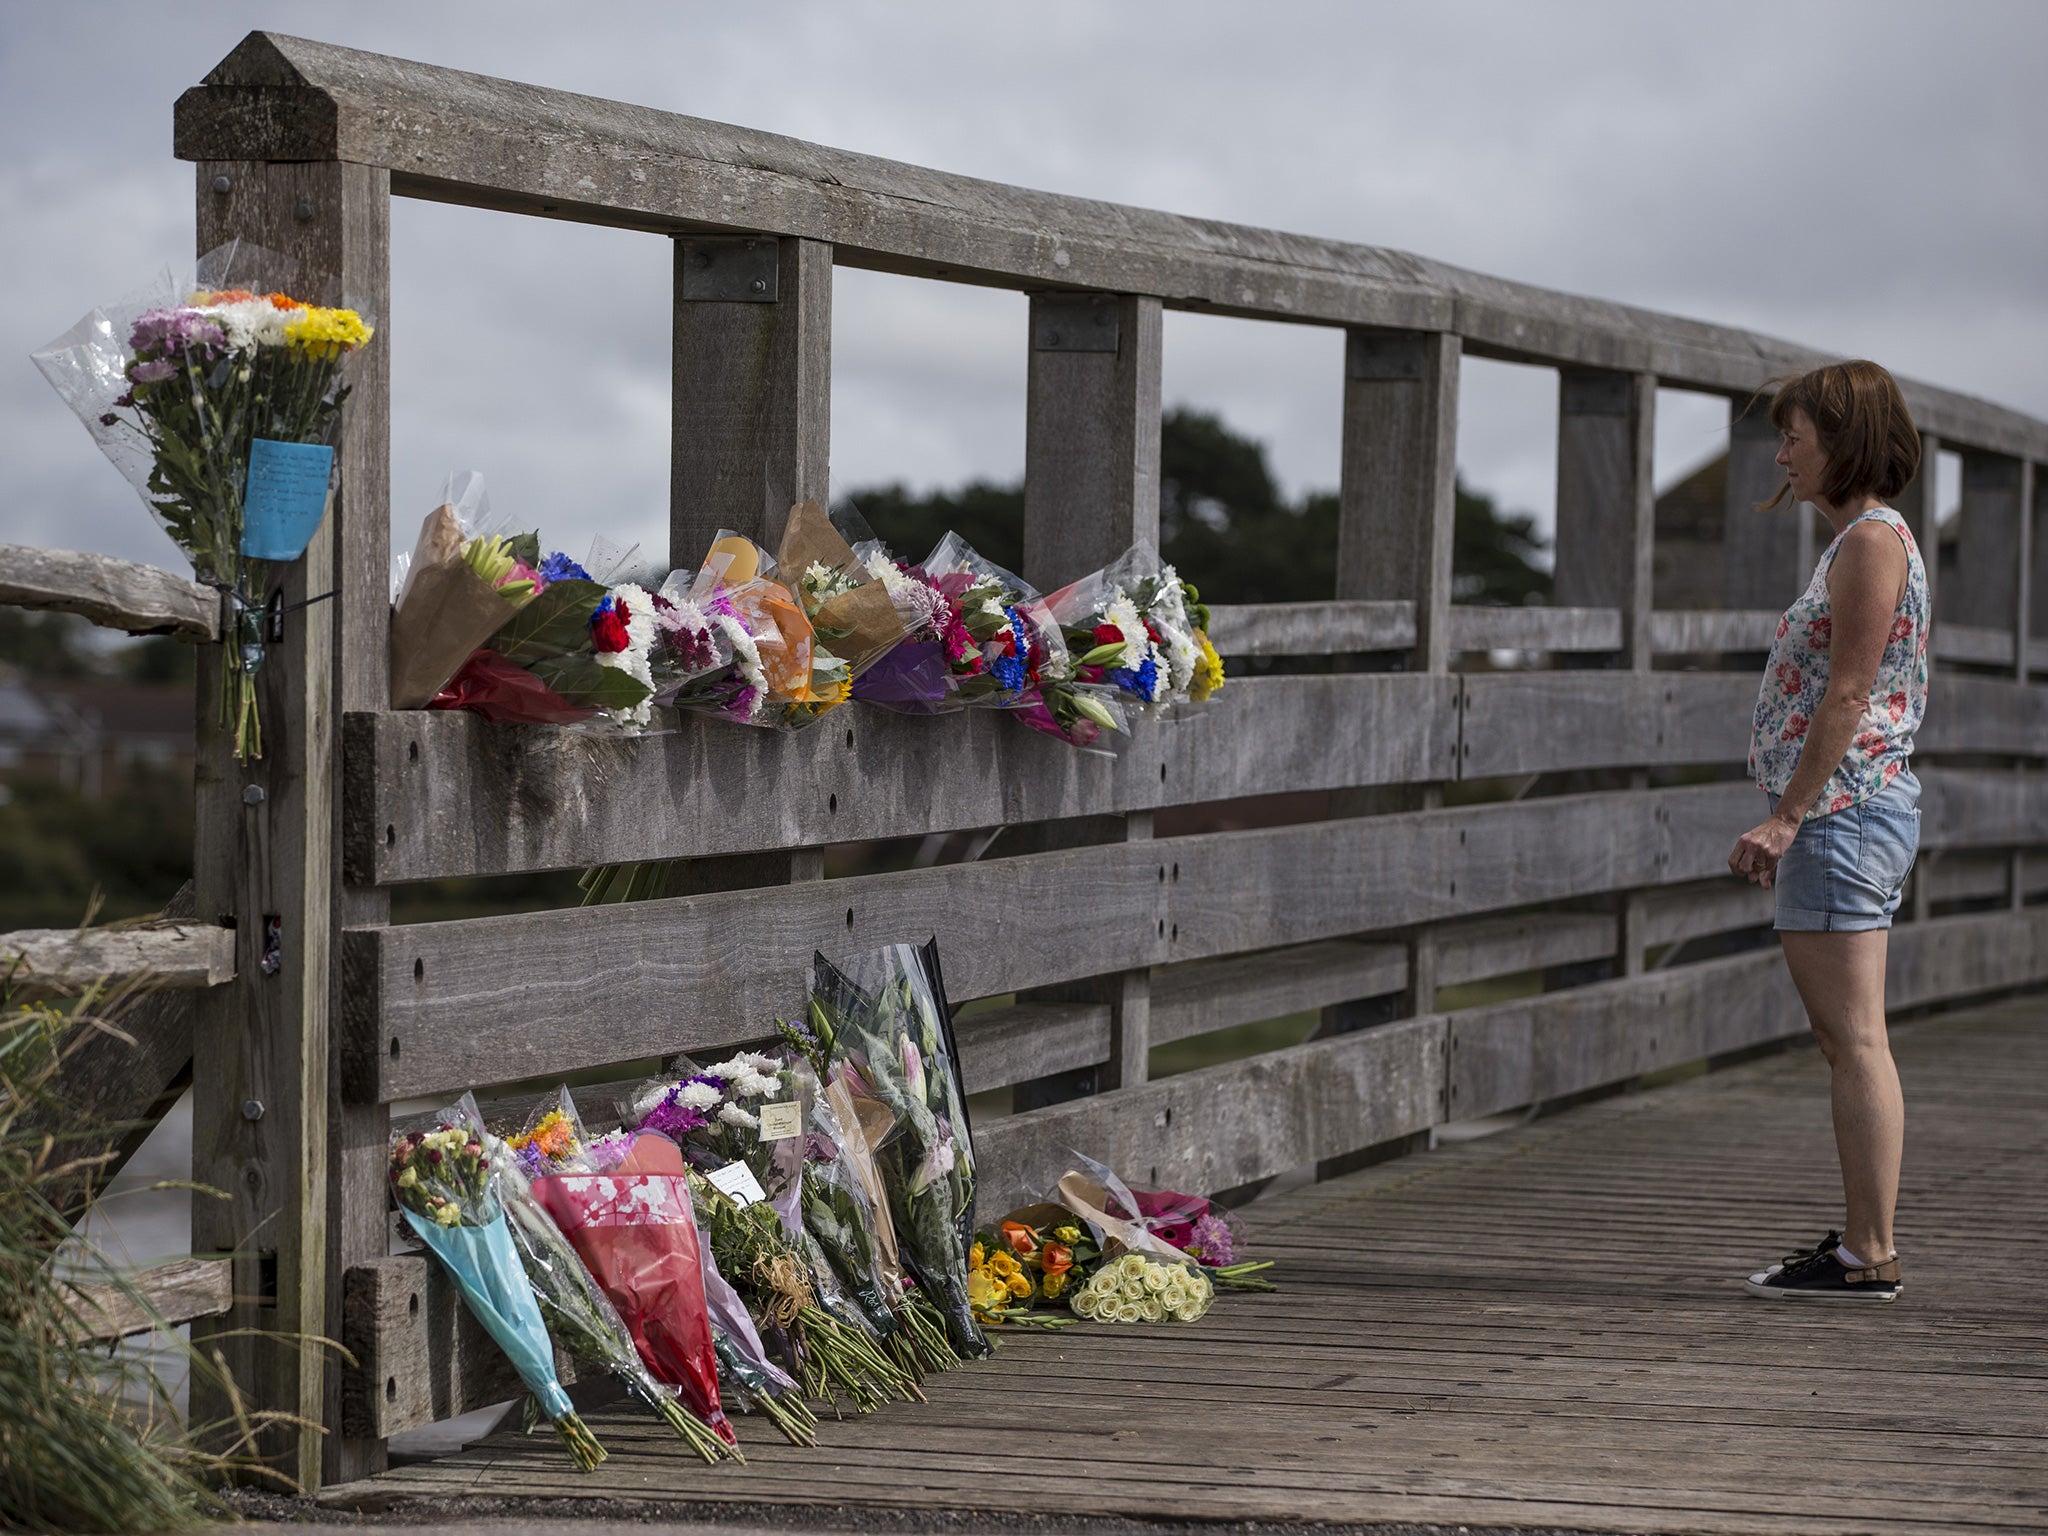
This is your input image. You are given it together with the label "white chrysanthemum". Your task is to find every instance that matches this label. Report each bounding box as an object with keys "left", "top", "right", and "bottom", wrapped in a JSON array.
[
  {"left": 717, "top": 1102, "right": 759, "bottom": 1130},
  {"left": 1101, "top": 592, "right": 1151, "bottom": 661},
  {"left": 203, "top": 297, "right": 294, "bottom": 351},
  {"left": 597, "top": 583, "right": 660, "bottom": 727},
  {"left": 740, "top": 1051, "right": 780, "bottom": 1076},
  {"left": 712, "top": 612, "right": 766, "bottom": 714},
  {"left": 867, "top": 556, "right": 949, "bottom": 636},
  {"left": 678, "top": 1080, "right": 722, "bottom": 1112}
]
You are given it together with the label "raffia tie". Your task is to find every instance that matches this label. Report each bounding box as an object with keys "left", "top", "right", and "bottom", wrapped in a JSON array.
[{"left": 753, "top": 1252, "right": 815, "bottom": 1327}]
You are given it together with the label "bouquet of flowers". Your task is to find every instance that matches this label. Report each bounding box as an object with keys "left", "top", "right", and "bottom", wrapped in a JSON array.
[
  {"left": 388, "top": 474, "right": 541, "bottom": 708},
  {"left": 1068, "top": 1252, "right": 1215, "bottom": 1324},
  {"left": 852, "top": 530, "right": 1071, "bottom": 717},
  {"left": 790, "top": 939, "right": 991, "bottom": 1359},
  {"left": 1040, "top": 543, "right": 1223, "bottom": 726},
  {"left": 776, "top": 500, "right": 906, "bottom": 694},
  {"left": 513, "top": 1097, "right": 737, "bottom": 1448},
  {"left": 1056, "top": 1152, "right": 1275, "bottom": 1291},
  {"left": 386, "top": 1121, "right": 606, "bottom": 1470},
  {"left": 972, "top": 1209, "right": 1097, "bottom": 1324},
  {"left": 419, "top": 1096, "right": 735, "bottom": 1463},
  {"left": 35, "top": 242, "right": 375, "bottom": 759}
]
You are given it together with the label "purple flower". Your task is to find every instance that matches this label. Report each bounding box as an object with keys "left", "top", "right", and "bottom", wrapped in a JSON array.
[
  {"left": 129, "top": 307, "right": 224, "bottom": 360},
  {"left": 1190, "top": 1213, "right": 1235, "bottom": 1265},
  {"left": 125, "top": 358, "right": 176, "bottom": 385},
  {"left": 640, "top": 1094, "right": 709, "bottom": 1141}
]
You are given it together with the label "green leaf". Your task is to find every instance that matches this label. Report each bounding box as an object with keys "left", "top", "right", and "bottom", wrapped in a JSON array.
[
  {"left": 506, "top": 530, "right": 541, "bottom": 570},
  {"left": 488, "top": 579, "right": 607, "bottom": 665},
  {"left": 526, "top": 654, "right": 653, "bottom": 710}
]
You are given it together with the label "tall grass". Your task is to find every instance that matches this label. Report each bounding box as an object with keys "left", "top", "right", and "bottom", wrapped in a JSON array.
[{"left": 0, "top": 964, "right": 291, "bottom": 1532}]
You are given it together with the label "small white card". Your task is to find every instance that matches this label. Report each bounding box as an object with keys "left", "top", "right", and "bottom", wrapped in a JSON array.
[
  {"left": 758, "top": 1100, "right": 804, "bottom": 1142},
  {"left": 708, "top": 1161, "right": 768, "bottom": 1206}
]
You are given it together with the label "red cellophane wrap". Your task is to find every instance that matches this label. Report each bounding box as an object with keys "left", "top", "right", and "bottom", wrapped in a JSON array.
[
  {"left": 530, "top": 1133, "right": 734, "bottom": 1443},
  {"left": 427, "top": 648, "right": 594, "bottom": 725}
]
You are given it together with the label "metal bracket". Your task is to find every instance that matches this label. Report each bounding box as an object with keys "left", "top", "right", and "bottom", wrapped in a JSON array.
[
  {"left": 1348, "top": 331, "right": 1428, "bottom": 382},
  {"left": 264, "top": 586, "right": 338, "bottom": 643},
  {"left": 678, "top": 236, "right": 780, "bottom": 302},
  {"left": 1561, "top": 369, "right": 1634, "bottom": 418},
  {"left": 1031, "top": 293, "right": 1120, "bottom": 353}
]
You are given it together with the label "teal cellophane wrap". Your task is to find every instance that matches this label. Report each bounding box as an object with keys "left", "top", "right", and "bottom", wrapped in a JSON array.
[{"left": 403, "top": 1207, "right": 575, "bottom": 1423}]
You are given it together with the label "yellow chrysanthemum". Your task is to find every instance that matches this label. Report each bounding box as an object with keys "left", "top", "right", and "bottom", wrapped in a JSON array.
[
  {"left": 285, "top": 305, "right": 374, "bottom": 360},
  {"left": 1190, "top": 629, "right": 1225, "bottom": 702}
]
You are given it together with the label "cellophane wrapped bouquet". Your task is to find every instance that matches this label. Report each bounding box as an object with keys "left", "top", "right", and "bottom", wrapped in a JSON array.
[
  {"left": 468, "top": 1095, "right": 739, "bottom": 1463},
  {"left": 1037, "top": 543, "right": 1223, "bottom": 737},
  {"left": 774, "top": 501, "right": 905, "bottom": 726},
  {"left": 509, "top": 1094, "right": 738, "bottom": 1450},
  {"left": 853, "top": 529, "right": 1072, "bottom": 718},
  {"left": 34, "top": 242, "right": 374, "bottom": 759},
  {"left": 623, "top": 1055, "right": 927, "bottom": 1412},
  {"left": 388, "top": 473, "right": 542, "bottom": 709},
  {"left": 386, "top": 1118, "right": 606, "bottom": 1470},
  {"left": 789, "top": 940, "right": 992, "bottom": 1360}
]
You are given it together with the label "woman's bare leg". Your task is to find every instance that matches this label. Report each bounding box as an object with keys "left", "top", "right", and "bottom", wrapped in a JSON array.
[{"left": 1778, "top": 929, "right": 1902, "bottom": 1261}]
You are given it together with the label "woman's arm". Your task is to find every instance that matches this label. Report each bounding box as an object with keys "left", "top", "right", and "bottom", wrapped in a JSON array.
[{"left": 1729, "top": 522, "right": 1907, "bottom": 885}]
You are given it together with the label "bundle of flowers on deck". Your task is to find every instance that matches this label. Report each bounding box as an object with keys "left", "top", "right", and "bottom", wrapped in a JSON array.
[
  {"left": 35, "top": 242, "right": 375, "bottom": 760},
  {"left": 386, "top": 1120, "right": 607, "bottom": 1471},
  {"left": 1039, "top": 543, "right": 1223, "bottom": 732},
  {"left": 622, "top": 1055, "right": 934, "bottom": 1408},
  {"left": 1052, "top": 1152, "right": 1276, "bottom": 1293},
  {"left": 787, "top": 939, "right": 992, "bottom": 1360},
  {"left": 415, "top": 1095, "right": 738, "bottom": 1463},
  {"left": 507, "top": 1095, "right": 738, "bottom": 1450},
  {"left": 852, "top": 528, "right": 1074, "bottom": 718}
]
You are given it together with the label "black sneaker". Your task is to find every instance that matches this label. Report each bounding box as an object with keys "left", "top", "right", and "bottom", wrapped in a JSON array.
[{"left": 1744, "top": 1230, "right": 1902, "bottom": 1301}]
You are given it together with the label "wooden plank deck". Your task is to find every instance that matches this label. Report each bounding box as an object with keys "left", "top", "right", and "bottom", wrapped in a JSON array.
[{"left": 318, "top": 992, "right": 2048, "bottom": 1535}]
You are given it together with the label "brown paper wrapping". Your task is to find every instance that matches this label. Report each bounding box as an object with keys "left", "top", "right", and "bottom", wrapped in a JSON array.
[
  {"left": 775, "top": 499, "right": 906, "bottom": 677},
  {"left": 389, "top": 505, "right": 521, "bottom": 709}
]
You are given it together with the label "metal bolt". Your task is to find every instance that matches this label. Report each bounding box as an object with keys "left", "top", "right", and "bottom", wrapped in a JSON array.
[
  {"left": 749, "top": 278, "right": 766, "bottom": 293},
  {"left": 295, "top": 196, "right": 315, "bottom": 222},
  {"left": 212, "top": 175, "right": 233, "bottom": 194},
  {"left": 242, "top": 784, "right": 266, "bottom": 806},
  {"left": 241, "top": 1099, "right": 265, "bottom": 1122}
]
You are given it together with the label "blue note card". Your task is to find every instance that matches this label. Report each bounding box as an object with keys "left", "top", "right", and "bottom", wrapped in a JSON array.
[{"left": 240, "top": 438, "right": 334, "bottom": 561}]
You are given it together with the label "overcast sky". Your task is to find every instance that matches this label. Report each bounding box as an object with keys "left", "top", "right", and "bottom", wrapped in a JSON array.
[{"left": 3, "top": 0, "right": 2043, "bottom": 579}]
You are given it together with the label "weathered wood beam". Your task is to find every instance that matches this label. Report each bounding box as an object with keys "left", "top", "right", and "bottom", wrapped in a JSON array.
[
  {"left": 65, "top": 1257, "right": 234, "bottom": 1342},
  {"left": 1148, "top": 940, "right": 1409, "bottom": 1048},
  {"left": 1447, "top": 605, "right": 1620, "bottom": 654},
  {"left": 1459, "top": 672, "right": 1756, "bottom": 778},
  {"left": 1719, "top": 403, "right": 1802, "bottom": 610},
  {"left": 0, "top": 543, "right": 218, "bottom": 642},
  {"left": 168, "top": 35, "right": 2048, "bottom": 459},
  {"left": 1204, "top": 600, "right": 1415, "bottom": 657},
  {"left": 1949, "top": 453, "right": 2024, "bottom": 643},
  {"left": 1553, "top": 369, "right": 1656, "bottom": 669},
  {"left": 2, "top": 921, "right": 234, "bottom": 991}
]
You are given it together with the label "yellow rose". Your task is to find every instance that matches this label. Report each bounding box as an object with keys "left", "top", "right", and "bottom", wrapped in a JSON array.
[
  {"left": 1053, "top": 1225, "right": 1082, "bottom": 1245},
  {"left": 967, "top": 1267, "right": 1004, "bottom": 1314},
  {"left": 1041, "top": 1270, "right": 1069, "bottom": 1300},
  {"left": 969, "top": 1241, "right": 985, "bottom": 1269},
  {"left": 989, "top": 1252, "right": 1020, "bottom": 1279},
  {"left": 1007, "top": 1273, "right": 1031, "bottom": 1298}
]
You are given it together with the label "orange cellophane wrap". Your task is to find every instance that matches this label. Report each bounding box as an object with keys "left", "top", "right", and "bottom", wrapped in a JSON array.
[{"left": 774, "top": 500, "right": 906, "bottom": 677}]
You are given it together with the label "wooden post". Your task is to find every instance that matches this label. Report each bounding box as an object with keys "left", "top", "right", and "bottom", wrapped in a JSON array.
[
  {"left": 673, "top": 236, "right": 833, "bottom": 553},
  {"left": 1553, "top": 369, "right": 1656, "bottom": 668},
  {"left": 1336, "top": 329, "right": 1459, "bottom": 677},
  {"left": 1722, "top": 401, "right": 1801, "bottom": 610},
  {"left": 190, "top": 159, "right": 390, "bottom": 1489},
  {"left": 1952, "top": 451, "right": 2023, "bottom": 647},
  {"left": 2013, "top": 460, "right": 2034, "bottom": 909},
  {"left": 2030, "top": 459, "right": 2048, "bottom": 672},
  {"left": 1017, "top": 292, "right": 1162, "bottom": 1100},
  {"left": 1319, "top": 329, "right": 1459, "bottom": 1130},
  {"left": 1895, "top": 431, "right": 1942, "bottom": 615}
]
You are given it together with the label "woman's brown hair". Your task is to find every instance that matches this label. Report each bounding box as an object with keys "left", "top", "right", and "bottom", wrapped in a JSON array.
[{"left": 1749, "top": 360, "right": 1920, "bottom": 513}]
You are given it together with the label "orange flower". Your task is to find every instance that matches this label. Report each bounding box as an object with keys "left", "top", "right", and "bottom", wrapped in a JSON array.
[
  {"left": 1000, "top": 1220, "right": 1039, "bottom": 1256},
  {"left": 265, "top": 291, "right": 307, "bottom": 310},
  {"left": 1040, "top": 1241, "right": 1073, "bottom": 1276}
]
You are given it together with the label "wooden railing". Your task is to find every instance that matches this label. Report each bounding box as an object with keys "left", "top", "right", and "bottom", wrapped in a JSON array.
[{"left": 7, "top": 28, "right": 2045, "bottom": 1492}]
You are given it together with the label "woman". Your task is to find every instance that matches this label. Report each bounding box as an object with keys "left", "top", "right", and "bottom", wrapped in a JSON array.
[{"left": 1729, "top": 360, "right": 1928, "bottom": 1303}]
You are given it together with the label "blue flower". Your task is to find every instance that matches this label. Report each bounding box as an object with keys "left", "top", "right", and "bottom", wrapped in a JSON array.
[
  {"left": 1110, "top": 656, "right": 1159, "bottom": 702},
  {"left": 539, "top": 551, "right": 591, "bottom": 584},
  {"left": 992, "top": 653, "right": 1027, "bottom": 693}
]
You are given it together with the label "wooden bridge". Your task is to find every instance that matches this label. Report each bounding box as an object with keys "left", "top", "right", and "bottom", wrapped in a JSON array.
[{"left": 4, "top": 30, "right": 2045, "bottom": 1528}]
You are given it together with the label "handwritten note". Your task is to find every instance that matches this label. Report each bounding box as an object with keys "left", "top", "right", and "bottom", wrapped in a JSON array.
[
  {"left": 240, "top": 438, "right": 334, "bottom": 561},
  {"left": 707, "top": 1161, "right": 768, "bottom": 1206}
]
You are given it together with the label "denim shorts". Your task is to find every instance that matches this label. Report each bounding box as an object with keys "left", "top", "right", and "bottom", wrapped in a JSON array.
[{"left": 1768, "top": 768, "right": 1921, "bottom": 932}]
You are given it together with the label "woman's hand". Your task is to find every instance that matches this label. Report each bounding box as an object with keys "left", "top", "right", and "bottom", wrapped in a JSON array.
[{"left": 1729, "top": 815, "right": 1799, "bottom": 888}]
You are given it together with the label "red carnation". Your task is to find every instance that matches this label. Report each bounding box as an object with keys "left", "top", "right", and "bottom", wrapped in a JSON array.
[
  {"left": 591, "top": 600, "right": 631, "bottom": 654},
  {"left": 1092, "top": 623, "right": 1122, "bottom": 646}
]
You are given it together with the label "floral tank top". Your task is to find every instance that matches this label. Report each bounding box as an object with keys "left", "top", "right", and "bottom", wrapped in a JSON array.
[{"left": 1749, "top": 507, "right": 1929, "bottom": 819}]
